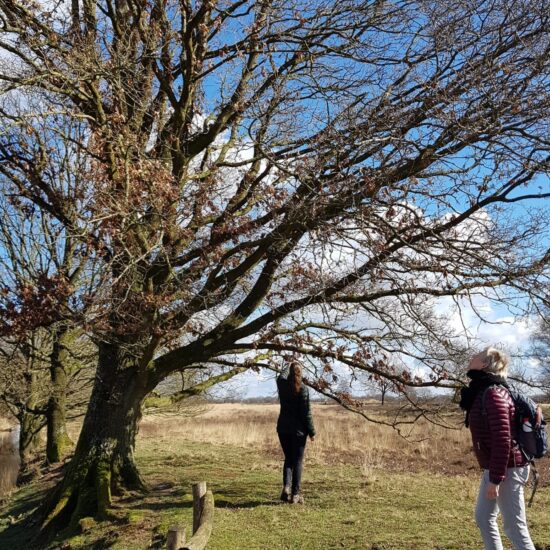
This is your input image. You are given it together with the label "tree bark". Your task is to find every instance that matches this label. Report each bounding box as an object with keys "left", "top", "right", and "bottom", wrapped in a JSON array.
[
  {"left": 17, "top": 408, "right": 43, "bottom": 483},
  {"left": 41, "top": 341, "right": 151, "bottom": 534},
  {"left": 46, "top": 325, "right": 73, "bottom": 463},
  {"left": 17, "top": 371, "right": 45, "bottom": 484}
]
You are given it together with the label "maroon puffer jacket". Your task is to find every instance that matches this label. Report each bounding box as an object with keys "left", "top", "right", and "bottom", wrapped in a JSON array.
[{"left": 468, "top": 385, "right": 527, "bottom": 484}]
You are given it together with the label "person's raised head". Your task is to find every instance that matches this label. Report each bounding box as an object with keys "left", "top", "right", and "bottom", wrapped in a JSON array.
[{"left": 468, "top": 347, "right": 509, "bottom": 378}]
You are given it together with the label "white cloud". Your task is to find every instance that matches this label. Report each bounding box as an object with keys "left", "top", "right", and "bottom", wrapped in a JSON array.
[{"left": 439, "top": 294, "right": 535, "bottom": 350}]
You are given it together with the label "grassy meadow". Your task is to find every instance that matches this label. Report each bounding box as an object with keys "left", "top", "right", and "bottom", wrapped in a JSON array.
[{"left": 0, "top": 402, "right": 549, "bottom": 549}]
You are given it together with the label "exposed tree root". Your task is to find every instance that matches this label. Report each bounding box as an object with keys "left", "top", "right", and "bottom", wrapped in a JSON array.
[{"left": 40, "top": 449, "right": 146, "bottom": 539}]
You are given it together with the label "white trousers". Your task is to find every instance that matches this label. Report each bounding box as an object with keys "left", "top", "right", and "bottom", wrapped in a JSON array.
[{"left": 475, "top": 466, "right": 535, "bottom": 550}]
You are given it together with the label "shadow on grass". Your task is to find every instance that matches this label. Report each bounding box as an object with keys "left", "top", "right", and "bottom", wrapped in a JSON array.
[
  {"left": 0, "top": 481, "right": 50, "bottom": 550},
  {"left": 126, "top": 498, "right": 193, "bottom": 512},
  {"left": 116, "top": 482, "right": 194, "bottom": 514},
  {"left": 214, "top": 498, "right": 279, "bottom": 509},
  {"left": 122, "top": 483, "right": 277, "bottom": 511},
  {"left": 0, "top": 519, "right": 39, "bottom": 550}
]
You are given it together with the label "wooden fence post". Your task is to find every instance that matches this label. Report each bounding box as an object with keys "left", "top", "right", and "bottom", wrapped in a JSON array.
[
  {"left": 166, "top": 525, "right": 186, "bottom": 550},
  {"left": 183, "top": 490, "right": 214, "bottom": 550},
  {"left": 192, "top": 481, "right": 207, "bottom": 534},
  {"left": 164, "top": 481, "right": 214, "bottom": 550}
]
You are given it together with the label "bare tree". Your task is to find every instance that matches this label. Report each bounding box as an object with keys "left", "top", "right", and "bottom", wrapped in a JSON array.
[
  {"left": 0, "top": 329, "right": 96, "bottom": 477},
  {"left": 364, "top": 374, "right": 396, "bottom": 405},
  {"left": 0, "top": 176, "right": 97, "bottom": 465},
  {"left": 0, "top": 329, "right": 49, "bottom": 476},
  {"left": 531, "top": 292, "right": 550, "bottom": 397},
  {"left": 1, "top": 0, "right": 549, "bottom": 533}
]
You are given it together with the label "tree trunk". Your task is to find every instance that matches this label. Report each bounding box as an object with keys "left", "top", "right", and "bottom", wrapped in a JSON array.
[
  {"left": 17, "top": 371, "right": 45, "bottom": 484},
  {"left": 17, "top": 409, "right": 44, "bottom": 483},
  {"left": 46, "top": 325, "right": 73, "bottom": 463},
  {"left": 41, "top": 341, "right": 151, "bottom": 534}
]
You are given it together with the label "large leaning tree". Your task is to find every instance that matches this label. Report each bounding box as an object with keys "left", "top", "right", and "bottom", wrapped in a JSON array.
[{"left": 1, "top": 0, "right": 550, "bottom": 530}]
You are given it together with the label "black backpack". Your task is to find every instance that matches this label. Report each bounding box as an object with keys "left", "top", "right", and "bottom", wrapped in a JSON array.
[{"left": 481, "top": 385, "right": 548, "bottom": 461}]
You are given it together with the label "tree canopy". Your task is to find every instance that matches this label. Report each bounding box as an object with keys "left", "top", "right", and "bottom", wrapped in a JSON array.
[{"left": 1, "top": 0, "right": 549, "bottom": 392}]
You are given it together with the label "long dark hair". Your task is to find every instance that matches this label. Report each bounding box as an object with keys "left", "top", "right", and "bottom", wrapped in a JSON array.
[{"left": 288, "top": 362, "right": 302, "bottom": 396}]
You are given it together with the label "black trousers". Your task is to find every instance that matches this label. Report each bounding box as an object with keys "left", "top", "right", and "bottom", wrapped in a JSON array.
[{"left": 278, "top": 432, "right": 307, "bottom": 495}]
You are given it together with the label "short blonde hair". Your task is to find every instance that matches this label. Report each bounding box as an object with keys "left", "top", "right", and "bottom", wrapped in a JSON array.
[{"left": 482, "top": 347, "right": 509, "bottom": 377}]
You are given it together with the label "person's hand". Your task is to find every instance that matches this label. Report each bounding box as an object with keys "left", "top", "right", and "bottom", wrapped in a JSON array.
[{"left": 486, "top": 482, "right": 499, "bottom": 500}]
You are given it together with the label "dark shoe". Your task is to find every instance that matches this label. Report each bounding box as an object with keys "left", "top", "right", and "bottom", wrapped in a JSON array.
[
  {"left": 290, "top": 494, "right": 304, "bottom": 504},
  {"left": 280, "top": 487, "right": 290, "bottom": 502}
]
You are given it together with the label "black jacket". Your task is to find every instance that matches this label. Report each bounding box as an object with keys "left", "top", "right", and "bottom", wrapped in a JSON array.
[{"left": 276, "top": 373, "right": 316, "bottom": 437}]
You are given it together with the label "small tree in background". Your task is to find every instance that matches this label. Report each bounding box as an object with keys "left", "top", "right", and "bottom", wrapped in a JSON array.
[
  {"left": 366, "top": 376, "right": 396, "bottom": 406},
  {"left": 0, "top": 329, "right": 95, "bottom": 479},
  {"left": 0, "top": 0, "right": 549, "bottom": 532},
  {"left": 531, "top": 293, "right": 550, "bottom": 399},
  {"left": 0, "top": 189, "right": 97, "bottom": 467},
  {"left": 0, "top": 329, "right": 50, "bottom": 475}
]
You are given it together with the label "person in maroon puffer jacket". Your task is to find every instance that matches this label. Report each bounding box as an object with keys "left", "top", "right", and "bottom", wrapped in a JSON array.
[{"left": 460, "top": 347, "right": 535, "bottom": 550}]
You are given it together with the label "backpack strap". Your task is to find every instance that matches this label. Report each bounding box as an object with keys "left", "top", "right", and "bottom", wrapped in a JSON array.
[{"left": 528, "top": 464, "right": 539, "bottom": 508}]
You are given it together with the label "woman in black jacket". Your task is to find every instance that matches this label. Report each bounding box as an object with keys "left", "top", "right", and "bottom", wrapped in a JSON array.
[{"left": 276, "top": 361, "right": 315, "bottom": 504}]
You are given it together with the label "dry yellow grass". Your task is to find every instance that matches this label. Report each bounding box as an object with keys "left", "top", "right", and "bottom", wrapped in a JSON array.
[{"left": 139, "top": 402, "right": 476, "bottom": 476}]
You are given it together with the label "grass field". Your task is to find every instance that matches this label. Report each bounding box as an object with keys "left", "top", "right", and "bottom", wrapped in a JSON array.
[{"left": 0, "top": 403, "right": 549, "bottom": 549}]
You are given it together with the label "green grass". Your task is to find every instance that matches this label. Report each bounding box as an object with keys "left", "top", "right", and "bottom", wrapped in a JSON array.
[{"left": 1, "top": 437, "right": 549, "bottom": 549}]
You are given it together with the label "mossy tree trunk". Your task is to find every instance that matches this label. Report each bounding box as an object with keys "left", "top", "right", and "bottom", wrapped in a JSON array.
[
  {"left": 17, "top": 370, "right": 46, "bottom": 484},
  {"left": 41, "top": 341, "right": 153, "bottom": 533},
  {"left": 19, "top": 410, "right": 42, "bottom": 462},
  {"left": 18, "top": 408, "right": 44, "bottom": 481},
  {"left": 46, "top": 325, "right": 73, "bottom": 463}
]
